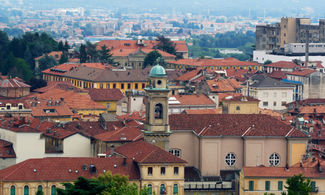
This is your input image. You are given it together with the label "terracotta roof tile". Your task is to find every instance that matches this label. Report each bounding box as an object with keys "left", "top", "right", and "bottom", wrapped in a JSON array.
[
  {"left": 207, "top": 79, "right": 242, "bottom": 93},
  {"left": 287, "top": 69, "right": 316, "bottom": 76},
  {"left": 87, "top": 89, "right": 124, "bottom": 101},
  {"left": 0, "top": 78, "right": 30, "bottom": 88},
  {"left": 184, "top": 109, "right": 222, "bottom": 114},
  {"left": 169, "top": 114, "right": 307, "bottom": 138},
  {"left": 114, "top": 140, "right": 186, "bottom": 164},
  {"left": 167, "top": 58, "right": 260, "bottom": 67},
  {"left": 0, "top": 157, "right": 140, "bottom": 181},
  {"left": 265, "top": 61, "right": 301, "bottom": 69},
  {"left": 170, "top": 94, "right": 215, "bottom": 106},
  {"left": 0, "top": 139, "right": 15, "bottom": 158},
  {"left": 94, "top": 126, "right": 143, "bottom": 142}
]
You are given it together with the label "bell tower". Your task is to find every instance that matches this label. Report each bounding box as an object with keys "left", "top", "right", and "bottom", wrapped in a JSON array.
[{"left": 143, "top": 59, "right": 171, "bottom": 150}]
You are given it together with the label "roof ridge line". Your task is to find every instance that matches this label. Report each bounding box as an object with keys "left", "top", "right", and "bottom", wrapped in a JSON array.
[
  {"left": 242, "top": 126, "right": 252, "bottom": 137},
  {"left": 285, "top": 127, "right": 295, "bottom": 137}
]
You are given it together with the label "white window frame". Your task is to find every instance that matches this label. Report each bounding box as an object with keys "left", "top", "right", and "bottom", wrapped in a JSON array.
[{"left": 269, "top": 153, "right": 280, "bottom": 166}]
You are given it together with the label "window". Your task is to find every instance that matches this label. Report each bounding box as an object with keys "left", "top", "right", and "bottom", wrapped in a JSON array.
[
  {"left": 173, "top": 184, "right": 178, "bottom": 194},
  {"left": 148, "top": 184, "right": 152, "bottom": 195},
  {"left": 135, "top": 83, "right": 138, "bottom": 89},
  {"left": 169, "top": 149, "right": 181, "bottom": 157},
  {"left": 281, "top": 101, "right": 287, "bottom": 106},
  {"left": 225, "top": 152, "right": 236, "bottom": 166},
  {"left": 311, "top": 181, "right": 316, "bottom": 192},
  {"left": 142, "top": 83, "right": 145, "bottom": 88},
  {"left": 100, "top": 84, "right": 103, "bottom": 88},
  {"left": 113, "top": 84, "right": 116, "bottom": 88},
  {"left": 6, "top": 105, "right": 10, "bottom": 110},
  {"left": 278, "top": 181, "right": 283, "bottom": 191},
  {"left": 10, "top": 186, "right": 15, "bottom": 195},
  {"left": 155, "top": 103, "right": 163, "bottom": 119},
  {"left": 269, "top": 153, "right": 280, "bottom": 166},
  {"left": 128, "top": 83, "right": 131, "bottom": 89},
  {"left": 18, "top": 105, "right": 23, "bottom": 109},
  {"left": 160, "top": 184, "right": 166, "bottom": 195},
  {"left": 161, "top": 167, "right": 166, "bottom": 175},
  {"left": 24, "top": 185, "right": 29, "bottom": 195},
  {"left": 236, "top": 106, "right": 240, "bottom": 110},
  {"left": 157, "top": 80, "right": 162, "bottom": 85},
  {"left": 37, "top": 185, "right": 43, "bottom": 192},
  {"left": 273, "top": 101, "right": 277, "bottom": 106},
  {"left": 106, "top": 84, "right": 110, "bottom": 89},
  {"left": 121, "top": 84, "right": 125, "bottom": 89},
  {"left": 174, "top": 167, "right": 179, "bottom": 175},
  {"left": 106, "top": 103, "right": 110, "bottom": 109},
  {"left": 265, "top": 181, "right": 270, "bottom": 191},
  {"left": 51, "top": 185, "right": 57, "bottom": 195},
  {"left": 148, "top": 167, "right": 153, "bottom": 175},
  {"left": 263, "top": 101, "right": 268, "bottom": 107},
  {"left": 249, "top": 181, "right": 254, "bottom": 191}
]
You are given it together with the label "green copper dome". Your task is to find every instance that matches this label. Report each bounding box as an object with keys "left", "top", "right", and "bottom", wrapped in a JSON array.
[{"left": 149, "top": 64, "right": 167, "bottom": 77}]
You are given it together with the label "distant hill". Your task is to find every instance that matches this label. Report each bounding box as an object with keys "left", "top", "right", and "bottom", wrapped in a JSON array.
[{"left": 7, "top": 0, "right": 325, "bottom": 18}]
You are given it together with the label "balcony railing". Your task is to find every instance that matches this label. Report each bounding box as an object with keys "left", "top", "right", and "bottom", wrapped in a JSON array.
[{"left": 184, "top": 181, "right": 234, "bottom": 191}]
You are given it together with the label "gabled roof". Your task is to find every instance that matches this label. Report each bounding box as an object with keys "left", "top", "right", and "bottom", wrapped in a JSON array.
[
  {"left": 247, "top": 74, "right": 294, "bottom": 88},
  {"left": 169, "top": 94, "right": 215, "bottom": 106},
  {"left": 0, "top": 157, "right": 140, "bottom": 181},
  {"left": 0, "top": 139, "right": 15, "bottom": 158},
  {"left": 207, "top": 79, "right": 242, "bottom": 93},
  {"left": 0, "top": 78, "right": 30, "bottom": 88},
  {"left": 94, "top": 126, "right": 143, "bottom": 142},
  {"left": 87, "top": 89, "right": 124, "bottom": 101},
  {"left": 184, "top": 109, "right": 221, "bottom": 114},
  {"left": 33, "top": 81, "right": 87, "bottom": 93},
  {"left": 169, "top": 114, "right": 307, "bottom": 138},
  {"left": 167, "top": 58, "right": 260, "bottom": 67},
  {"left": 114, "top": 140, "right": 187, "bottom": 164},
  {"left": 42, "top": 63, "right": 107, "bottom": 76},
  {"left": 265, "top": 61, "right": 301, "bottom": 69},
  {"left": 176, "top": 69, "right": 202, "bottom": 81},
  {"left": 287, "top": 69, "right": 316, "bottom": 77}
]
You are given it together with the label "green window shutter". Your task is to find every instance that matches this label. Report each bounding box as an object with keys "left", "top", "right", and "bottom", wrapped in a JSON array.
[
  {"left": 148, "top": 184, "right": 152, "bottom": 195},
  {"left": 24, "top": 186, "right": 29, "bottom": 195},
  {"left": 51, "top": 185, "right": 57, "bottom": 195},
  {"left": 173, "top": 184, "right": 178, "bottom": 194},
  {"left": 10, "top": 186, "right": 15, "bottom": 195},
  {"left": 265, "top": 181, "right": 270, "bottom": 191},
  {"left": 249, "top": 181, "right": 254, "bottom": 191},
  {"left": 311, "top": 181, "right": 316, "bottom": 192},
  {"left": 278, "top": 181, "right": 283, "bottom": 191}
]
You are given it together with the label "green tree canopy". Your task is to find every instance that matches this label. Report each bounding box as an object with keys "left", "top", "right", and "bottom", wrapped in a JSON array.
[
  {"left": 155, "top": 35, "right": 176, "bottom": 55},
  {"left": 57, "top": 171, "right": 148, "bottom": 195},
  {"left": 38, "top": 54, "right": 58, "bottom": 71},
  {"left": 283, "top": 174, "right": 312, "bottom": 195},
  {"left": 144, "top": 50, "right": 162, "bottom": 68},
  {"left": 99, "top": 45, "right": 114, "bottom": 64}
]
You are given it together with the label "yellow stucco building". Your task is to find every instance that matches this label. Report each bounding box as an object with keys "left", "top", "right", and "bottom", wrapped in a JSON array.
[{"left": 222, "top": 95, "right": 259, "bottom": 114}]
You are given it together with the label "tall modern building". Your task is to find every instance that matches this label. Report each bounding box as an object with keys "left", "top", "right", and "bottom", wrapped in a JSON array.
[{"left": 256, "top": 17, "right": 325, "bottom": 53}]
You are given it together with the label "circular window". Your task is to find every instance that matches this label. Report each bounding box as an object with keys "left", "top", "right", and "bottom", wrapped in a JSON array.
[
  {"left": 157, "top": 80, "right": 162, "bottom": 85},
  {"left": 225, "top": 152, "right": 236, "bottom": 166},
  {"left": 269, "top": 153, "right": 280, "bottom": 166}
]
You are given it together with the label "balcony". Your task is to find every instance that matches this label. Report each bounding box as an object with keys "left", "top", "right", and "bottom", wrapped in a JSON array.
[{"left": 184, "top": 181, "right": 234, "bottom": 191}]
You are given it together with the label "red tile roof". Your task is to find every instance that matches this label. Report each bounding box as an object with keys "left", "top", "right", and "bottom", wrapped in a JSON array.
[
  {"left": 218, "top": 93, "right": 242, "bottom": 101},
  {"left": 299, "top": 105, "right": 325, "bottom": 114},
  {"left": 114, "top": 140, "right": 187, "bottom": 164},
  {"left": 0, "top": 157, "right": 140, "bottom": 181},
  {"left": 169, "top": 114, "right": 307, "bottom": 138},
  {"left": 268, "top": 70, "right": 288, "bottom": 80},
  {"left": 87, "top": 89, "right": 124, "bottom": 101},
  {"left": 225, "top": 69, "right": 258, "bottom": 82},
  {"left": 0, "top": 78, "right": 30, "bottom": 88},
  {"left": 265, "top": 61, "right": 301, "bottom": 69},
  {"left": 35, "top": 51, "right": 62, "bottom": 61},
  {"left": 170, "top": 94, "right": 215, "bottom": 106},
  {"left": 42, "top": 63, "right": 107, "bottom": 76},
  {"left": 176, "top": 69, "right": 203, "bottom": 81},
  {"left": 184, "top": 109, "right": 222, "bottom": 114},
  {"left": 167, "top": 58, "right": 260, "bottom": 67},
  {"left": 207, "top": 79, "right": 242, "bottom": 93},
  {"left": 222, "top": 95, "right": 259, "bottom": 102},
  {"left": 33, "top": 81, "right": 87, "bottom": 93},
  {"left": 287, "top": 69, "right": 316, "bottom": 77},
  {"left": 243, "top": 158, "right": 325, "bottom": 178},
  {"left": 94, "top": 126, "right": 143, "bottom": 142},
  {"left": 26, "top": 99, "right": 74, "bottom": 118},
  {"left": 0, "top": 139, "right": 15, "bottom": 158}
]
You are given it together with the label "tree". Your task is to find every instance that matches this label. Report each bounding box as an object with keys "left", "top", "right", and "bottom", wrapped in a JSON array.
[
  {"left": 99, "top": 45, "right": 114, "bottom": 64},
  {"left": 38, "top": 54, "right": 58, "bottom": 71},
  {"left": 264, "top": 60, "right": 272, "bottom": 65},
  {"left": 57, "top": 172, "right": 148, "bottom": 195},
  {"left": 155, "top": 35, "right": 176, "bottom": 55},
  {"left": 59, "top": 52, "right": 69, "bottom": 64},
  {"left": 27, "top": 78, "right": 47, "bottom": 91},
  {"left": 79, "top": 44, "right": 87, "bottom": 63},
  {"left": 144, "top": 51, "right": 162, "bottom": 68},
  {"left": 36, "top": 189, "right": 44, "bottom": 195},
  {"left": 86, "top": 41, "right": 99, "bottom": 62},
  {"left": 282, "top": 174, "right": 312, "bottom": 195}
]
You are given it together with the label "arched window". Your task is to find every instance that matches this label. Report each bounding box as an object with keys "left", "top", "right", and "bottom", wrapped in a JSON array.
[
  {"left": 269, "top": 153, "right": 280, "bottom": 166},
  {"left": 147, "top": 184, "right": 152, "bottom": 195},
  {"left": 173, "top": 184, "right": 178, "bottom": 194},
  {"left": 160, "top": 184, "right": 166, "bottom": 195},
  {"left": 10, "top": 186, "right": 15, "bottom": 195},
  {"left": 24, "top": 185, "right": 29, "bottom": 195},
  {"left": 155, "top": 103, "right": 163, "bottom": 119},
  {"left": 51, "top": 185, "right": 57, "bottom": 195},
  {"left": 225, "top": 152, "right": 236, "bottom": 166},
  {"left": 37, "top": 185, "right": 43, "bottom": 192}
]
